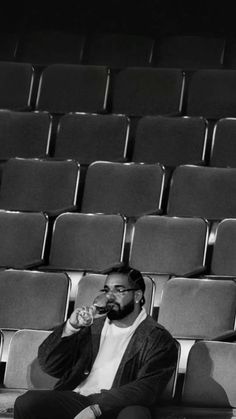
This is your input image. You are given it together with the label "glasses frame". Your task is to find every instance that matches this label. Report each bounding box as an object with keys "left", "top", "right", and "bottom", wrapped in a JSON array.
[{"left": 99, "top": 287, "right": 138, "bottom": 296}]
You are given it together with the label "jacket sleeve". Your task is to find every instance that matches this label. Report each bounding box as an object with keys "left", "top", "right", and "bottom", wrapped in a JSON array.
[
  {"left": 38, "top": 323, "right": 90, "bottom": 378},
  {"left": 89, "top": 329, "right": 178, "bottom": 413}
]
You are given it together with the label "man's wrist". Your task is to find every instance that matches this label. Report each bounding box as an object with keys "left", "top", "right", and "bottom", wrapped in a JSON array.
[{"left": 89, "top": 404, "right": 102, "bottom": 417}]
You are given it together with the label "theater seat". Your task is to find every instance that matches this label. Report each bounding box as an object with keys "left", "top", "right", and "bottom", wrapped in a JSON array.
[
  {"left": 0, "top": 210, "right": 48, "bottom": 269},
  {"left": 132, "top": 115, "right": 207, "bottom": 168},
  {"left": 158, "top": 277, "right": 236, "bottom": 373},
  {"left": 111, "top": 67, "right": 185, "bottom": 117},
  {"left": 210, "top": 117, "right": 236, "bottom": 167},
  {"left": 84, "top": 33, "right": 154, "bottom": 68},
  {"left": 154, "top": 341, "right": 236, "bottom": 418},
  {"left": 0, "top": 61, "right": 34, "bottom": 111},
  {"left": 36, "top": 64, "right": 110, "bottom": 114},
  {"left": 41, "top": 213, "right": 126, "bottom": 299},
  {"left": 0, "top": 110, "right": 51, "bottom": 160},
  {"left": 81, "top": 161, "right": 165, "bottom": 219},
  {"left": 54, "top": 112, "right": 129, "bottom": 164},
  {"left": 0, "top": 158, "right": 80, "bottom": 217},
  {"left": 129, "top": 215, "right": 209, "bottom": 312},
  {"left": 0, "top": 269, "right": 70, "bottom": 362},
  {"left": 0, "top": 329, "right": 56, "bottom": 414}
]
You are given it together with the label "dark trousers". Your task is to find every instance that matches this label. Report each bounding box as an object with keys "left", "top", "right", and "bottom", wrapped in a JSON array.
[{"left": 14, "top": 390, "right": 152, "bottom": 419}]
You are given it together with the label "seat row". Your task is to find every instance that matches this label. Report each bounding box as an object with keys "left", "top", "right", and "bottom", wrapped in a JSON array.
[
  {"left": 1, "top": 110, "right": 236, "bottom": 168},
  {"left": 3, "top": 62, "right": 236, "bottom": 120},
  {"left": 2, "top": 31, "right": 236, "bottom": 71},
  {"left": 1, "top": 158, "right": 236, "bottom": 224},
  {"left": 0, "top": 210, "right": 236, "bottom": 301},
  {"left": 0, "top": 273, "right": 236, "bottom": 417}
]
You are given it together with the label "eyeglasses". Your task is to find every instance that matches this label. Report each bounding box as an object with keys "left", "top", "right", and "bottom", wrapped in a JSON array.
[{"left": 99, "top": 287, "right": 138, "bottom": 296}]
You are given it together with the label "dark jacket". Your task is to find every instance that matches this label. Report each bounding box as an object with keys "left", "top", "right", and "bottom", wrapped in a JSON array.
[{"left": 38, "top": 315, "right": 178, "bottom": 413}]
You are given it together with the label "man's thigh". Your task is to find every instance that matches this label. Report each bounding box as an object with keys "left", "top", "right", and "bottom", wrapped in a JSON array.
[{"left": 14, "top": 390, "right": 90, "bottom": 419}]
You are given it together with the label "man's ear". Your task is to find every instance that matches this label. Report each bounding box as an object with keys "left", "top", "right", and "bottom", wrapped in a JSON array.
[{"left": 135, "top": 290, "right": 142, "bottom": 304}]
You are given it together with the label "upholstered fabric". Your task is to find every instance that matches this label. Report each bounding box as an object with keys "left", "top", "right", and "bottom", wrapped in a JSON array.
[
  {"left": 158, "top": 277, "right": 236, "bottom": 339},
  {"left": 54, "top": 113, "right": 129, "bottom": 163},
  {"left": 167, "top": 165, "right": 236, "bottom": 220},
  {"left": 48, "top": 213, "right": 125, "bottom": 271},
  {"left": 81, "top": 162, "right": 165, "bottom": 217}
]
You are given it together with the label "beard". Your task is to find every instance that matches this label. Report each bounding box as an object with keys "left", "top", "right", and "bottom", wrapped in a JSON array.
[{"left": 107, "top": 299, "right": 135, "bottom": 321}]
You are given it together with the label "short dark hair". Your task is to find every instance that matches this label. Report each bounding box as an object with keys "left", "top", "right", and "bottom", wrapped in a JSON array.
[{"left": 105, "top": 265, "right": 146, "bottom": 306}]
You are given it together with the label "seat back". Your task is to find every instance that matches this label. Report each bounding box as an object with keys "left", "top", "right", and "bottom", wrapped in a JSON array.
[
  {"left": 0, "top": 210, "right": 48, "bottom": 269},
  {"left": 132, "top": 115, "right": 207, "bottom": 166},
  {"left": 0, "top": 269, "right": 70, "bottom": 330},
  {"left": 0, "top": 110, "right": 51, "bottom": 160},
  {"left": 36, "top": 64, "right": 110, "bottom": 114},
  {"left": 167, "top": 165, "right": 236, "bottom": 220},
  {"left": 186, "top": 69, "right": 236, "bottom": 119},
  {"left": 75, "top": 273, "right": 155, "bottom": 316},
  {"left": 16, "top": 30, "right": 85, "bottom": 65},
  {"left": 54, "top": 112, "right": 129, "bottom": 163},
  {"left": 0, "top": 61, "right": 34, "bottom": 111},
  {"left": 48, "top": 213, "right": 126, "bottom": 271},
  {"left": 4, "top": 329, "right": 57, "bottom": 389},
  {"left": 84, "top": 33, "right": 154, "bottom": 68},
  {"left": 81, "top": 161, "right": 165, "bottom": 218},
  {"left": 210, "top": 118, "right": 236, "bottom": 167},
  {"left": 0, "top": 158, "right": 79, "bottom": 214},
  {"left": 158, "top": 277, "right": 236, "bottom": 339},
  {"left": 153, "top": 35, "right": 224, "bottom": 69},
  {"left": 130, "top": 215, "right": 208, "bottom": 275},
  {"left": 210, "top": 219, "right": 236, "bottom": 275},
  {"left": 182, "top": 341, "right": 236, "bottom": 408},
  {"left": 111, "top": 67, "right": 185, "bottom": 117}
]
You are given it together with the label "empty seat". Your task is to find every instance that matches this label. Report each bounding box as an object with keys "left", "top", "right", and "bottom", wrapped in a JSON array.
[
  {"left": 81, "top": 161, "right": 165, "bottom": 218},
  {"left": 132, "top": 115, "right": 207, "bottom": 167},
  {"left": 153, "top": 35, "right": 225, "bottom": 70},
  {"left": 36, "top": 64, "right": 110, "bottom": 114},
  {"left": 54, "top": 112, "right": 129, "bottom": 163},
  {"left": 167, "top": 165, "right": 236, "bottom": 221},
  {"left": 84, "top": 33, "right": 154, "bottom": 68},
  {"left": 155, "top": 340, "right": 236, "bottom": 418},
  {"left": 0, "top": 330, "right": 56, "bottom": 412},
  {"left": 0, "top": 110, "right": 51, "bottom": 160},
  {"left": 129, "top": 215, "right": 209, "bottom": 308},
  {"left": 0, "top": 32, "right": 18, "bottom": 61},
  {"left": 207, "top": 219, "right": 236, "bottom": 277},
  {"left": 75, "top": 273, "right": 155, "bottom": 316},
  {"left": 16, "top": 30, "right": 85, "bottom": 66},
  {"left": 42, "top": 213, "right": 126, "bottom": 299},
  {"left": 0, "top": 269, "right": 70, "bottom": 361},
  {"left": 158, "top": 277, "right": 236, "bottom": 372},
  {"left": 223, "top": 37, "right": 236, "bottom": 68},
  {"left": 111, "top": 67, "right": 185, "bottom": 117},
  {"left": 210, "top": 118, "right": 236, "bottom": 167},
  {"left": 186, "top": 69, "right": 236, "bottom": 119},
  {"left": 0, "top": 61, "right": 34, "bottom": 111},
  {"left": 0, "top": 210, "right": 48, "bottom": 269},
  {"left": 0, "top": 158, "right": 79, "bottom": 216}
]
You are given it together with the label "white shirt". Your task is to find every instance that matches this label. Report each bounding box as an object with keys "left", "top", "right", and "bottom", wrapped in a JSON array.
[{"left": 73, "top": 308, "right": 147, "bottom": 396}]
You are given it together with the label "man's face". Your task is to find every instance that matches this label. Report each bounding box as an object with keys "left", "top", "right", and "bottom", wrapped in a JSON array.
[{"left": 102, "top": 273, "right": 137, "bottom": 320}]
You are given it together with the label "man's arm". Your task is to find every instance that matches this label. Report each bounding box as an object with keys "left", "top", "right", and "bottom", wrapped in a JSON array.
[
  {"left": 38, "top": 308, "right": 92, "bottom": 378},
  {"left": 89, "top": 329, "right": 178, "bottom": 413}
]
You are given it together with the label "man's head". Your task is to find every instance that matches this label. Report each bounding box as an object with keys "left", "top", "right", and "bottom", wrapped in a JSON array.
[{"left": 101, "top": 266, "right": 146, "bottom": 321}]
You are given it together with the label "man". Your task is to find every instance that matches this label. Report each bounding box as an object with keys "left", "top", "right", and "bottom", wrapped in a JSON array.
[{"left": 14, "top": 266, "right": 178, "bottom": 419}]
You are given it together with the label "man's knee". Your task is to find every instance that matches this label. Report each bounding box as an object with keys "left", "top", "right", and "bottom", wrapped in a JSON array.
[
  {"left": 14, "top": 390, "right": 50, "bottom": 418},
  {"left": 116, "top": 405, "right": 152, "bottom": 419}
]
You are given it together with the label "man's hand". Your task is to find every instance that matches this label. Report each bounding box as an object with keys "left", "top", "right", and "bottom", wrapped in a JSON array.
[
  {"left": 74, "top": 406, "right": 96, "bottom": 419},
  {"left": 69, "top": 307, "right": 94, "bottom": 329}
]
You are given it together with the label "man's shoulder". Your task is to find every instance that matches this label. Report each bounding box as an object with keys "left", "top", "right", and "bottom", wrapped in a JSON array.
[{"left": 139, "top": 315, "right": 176, "bottom": 343}]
